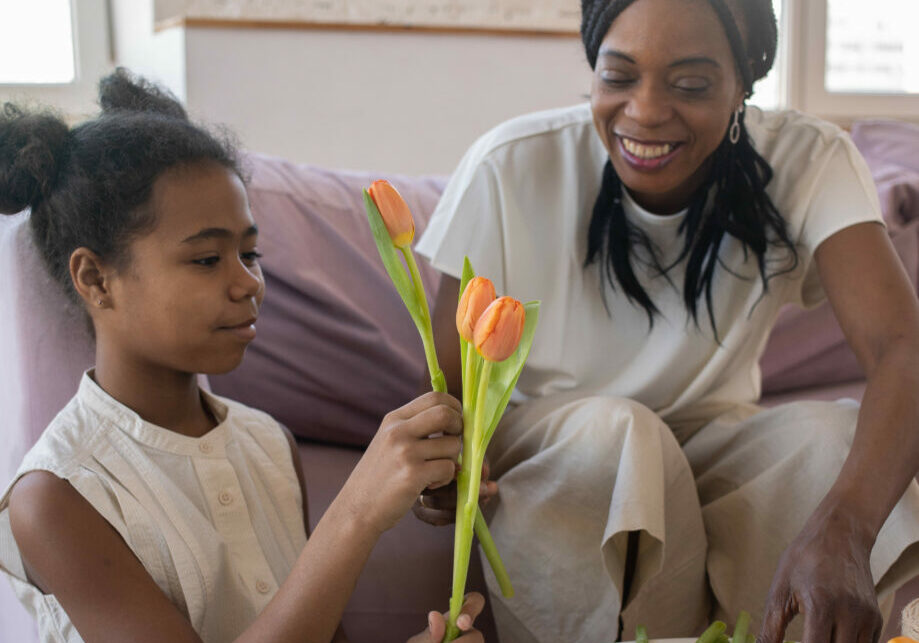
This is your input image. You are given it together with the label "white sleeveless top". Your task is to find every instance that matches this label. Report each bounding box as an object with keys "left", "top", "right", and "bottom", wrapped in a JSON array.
[{"left": 0, "top": 372, "right": 307, "bottom": 642}]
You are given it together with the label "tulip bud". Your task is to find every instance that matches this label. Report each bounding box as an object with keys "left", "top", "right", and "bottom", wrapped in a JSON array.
[
  {"left": 368, "top": 180, "right": 415, "bottom": 248},
  {"left": 456, "top": 277, "right": 497, "bottom": 343},
  {"left": 473, "top": 296, "right": 525, "bottom": 362}
]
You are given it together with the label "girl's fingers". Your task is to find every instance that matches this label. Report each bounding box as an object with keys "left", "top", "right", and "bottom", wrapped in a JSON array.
[
  {"left": 427, "top": 610, "right": 446, "bottom": 642},
  {"left": 401, "top": 404, "right": 464, "bottom": 438},
  {"left": 388, "top": 392, "right": 462, "bottom": 422},
  {"left": 417, "top": 434, "right": 462, "bottom": 462},
  {"left": 422, "top": 460, "right": 457, "bottom": 491},
  {"left": 457, "top": 592, "right": 486, "bottom": 629}
]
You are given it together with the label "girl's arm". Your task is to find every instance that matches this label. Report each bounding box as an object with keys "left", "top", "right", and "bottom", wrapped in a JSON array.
[
  {"left": 10, "top": 392, "right": 475, "bottom": 643},
  {"left": 758, "top": 221, "right": 919, "bottom": 642}
]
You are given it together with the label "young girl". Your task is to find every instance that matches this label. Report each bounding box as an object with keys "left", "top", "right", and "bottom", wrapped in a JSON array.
[{"left": 0, "top": 69, "right": 484, "bottom": 643}]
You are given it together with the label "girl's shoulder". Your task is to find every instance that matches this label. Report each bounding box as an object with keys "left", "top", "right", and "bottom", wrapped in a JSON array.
[{"left": 745, "top": 107, "right": 853, "bottom": 166}]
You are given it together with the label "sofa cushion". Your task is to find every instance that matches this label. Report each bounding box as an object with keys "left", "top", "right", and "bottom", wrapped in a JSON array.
[{"left": 208, "top": 154, "right": 446, "bottom": 447}]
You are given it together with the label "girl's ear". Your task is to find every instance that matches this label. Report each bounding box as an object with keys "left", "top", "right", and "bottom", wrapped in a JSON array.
[{"left": 69, "top": 247, "right": 111, "bottom": 310}]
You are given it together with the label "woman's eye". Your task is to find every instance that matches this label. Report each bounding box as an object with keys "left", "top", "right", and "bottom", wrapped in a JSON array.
[
  {"left": 674, "top": 79, "right": 711, "bottom": 93},
  {"left": 241, "top": 251, "right": 263, "bottom": 264},
  {"left": 600, "top": 71, "right": 633, "bottom": 86},
  {"left": 193, "top": 256, "right": 220, "bottom": 267}
]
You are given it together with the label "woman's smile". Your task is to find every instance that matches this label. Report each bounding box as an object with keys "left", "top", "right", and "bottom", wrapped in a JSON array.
[{"left": 617, "top": 134, "right": 685, "bottom": 171}]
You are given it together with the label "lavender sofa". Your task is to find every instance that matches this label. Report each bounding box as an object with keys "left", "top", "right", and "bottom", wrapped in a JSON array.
[{"left": 2, "top": 118, "right": 918, "bottom": 643}]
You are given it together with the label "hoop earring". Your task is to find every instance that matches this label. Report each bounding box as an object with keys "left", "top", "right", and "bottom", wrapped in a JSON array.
[{"left": 729, "top": 104, "right": 744, "bottom": 145}]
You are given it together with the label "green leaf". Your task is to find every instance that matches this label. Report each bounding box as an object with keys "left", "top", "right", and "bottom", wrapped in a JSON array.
[
  {"left": 479, "top": 300, "right": 540, "bottom": 448},
  {"left": 362, "top": 189, "right": 421, "bottom": 320},
  {"left": 458, "top": 256, "right": 476, "bottom": 399}
]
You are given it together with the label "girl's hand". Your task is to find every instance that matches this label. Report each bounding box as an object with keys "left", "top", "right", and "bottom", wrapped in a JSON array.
[
  {"left": 339, "top": 392, "right": 465, "bottom": 535},
  {"left": 412, "top": 458, "right": 498, "bottom": 526},
  {"left": 407, "top": 593, "right": 486, "bottom": 643},
  {"left": 757, "top": 507, "right": 882, "bottom": 643}
]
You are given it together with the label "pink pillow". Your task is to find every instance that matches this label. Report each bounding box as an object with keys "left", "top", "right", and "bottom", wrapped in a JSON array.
[{"left": 207, "top": 154, "right": 446, "bottom": 447}]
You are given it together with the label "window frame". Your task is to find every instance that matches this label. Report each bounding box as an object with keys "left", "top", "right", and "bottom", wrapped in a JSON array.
[
  {"left": 0, "top": 0, "right": 113, "bottom": 117},
  {"left": 784, "top": 0, "right": 919, "bottom": 123}
]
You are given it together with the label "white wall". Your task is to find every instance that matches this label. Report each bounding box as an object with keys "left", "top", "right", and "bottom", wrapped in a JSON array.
[
  {"left": 182, "top": 27, "right": 593, "bottom": 174},
  {"left": 110, "top": 0, "right": 187, "bottom": 103}
]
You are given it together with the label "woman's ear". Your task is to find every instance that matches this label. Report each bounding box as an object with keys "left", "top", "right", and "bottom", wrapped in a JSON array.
[{"left": 69, "top": 247, "right": 110, "bottom": 310}]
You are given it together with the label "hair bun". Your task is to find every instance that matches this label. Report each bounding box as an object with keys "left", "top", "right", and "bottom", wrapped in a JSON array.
[
  {"left": 98, "top": 67, "right": 188, "bottom": 120},
  {"left": 0, "top": 103, "right": 71, "bottom": 214}
]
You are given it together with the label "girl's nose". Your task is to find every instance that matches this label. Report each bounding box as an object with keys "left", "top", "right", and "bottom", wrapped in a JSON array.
[
  {"left": 228, "top": 260, "right": 263, "bottom": 301},
  {"left": 624, "top": 81, "right": 674, "bottom": 128}
]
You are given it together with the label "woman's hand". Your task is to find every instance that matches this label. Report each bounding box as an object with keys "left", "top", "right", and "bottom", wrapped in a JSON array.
[
  {"left": 338, "top": 392, "right": 464, "bottom": 535},
  {"left": 757, "top": 506, "right": 882, "bottom": 643},
  {"left": 412, "top": 459, "right": 498, "bottom": 526},
  {"left": 407, "top": 593, "right": 486, "bottom": 643}
]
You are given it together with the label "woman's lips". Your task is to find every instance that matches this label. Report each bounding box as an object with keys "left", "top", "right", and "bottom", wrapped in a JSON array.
[{"left": 616, "top": 135, "right": 683, "bottom": 171}]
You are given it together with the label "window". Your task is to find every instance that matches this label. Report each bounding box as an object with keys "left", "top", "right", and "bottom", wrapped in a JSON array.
[
  {"left": 0, "top": 0, "right": 76, "bottom": 84},
  {"left": 791, "top": 0, "right": 919, "bottom": 121},
  {"left": 825, "top": 0, "right": 919, "bottom": 95}
]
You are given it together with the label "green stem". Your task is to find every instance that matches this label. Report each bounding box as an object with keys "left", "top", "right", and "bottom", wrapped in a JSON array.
[
  {"left": 731, "top": 611, "right": 750, "bottom": 643},
  {"left": 401, "top": 247, "right": 446, "bottom": 393},
  {"left": 474, "top": 508, "right": 513, "bottom": 597},
  {"left": 445, "top": 361, "right": 493, "bottom": 641},
  {"left": 696, "top": 621, "right": 727, "bottom": 643}
]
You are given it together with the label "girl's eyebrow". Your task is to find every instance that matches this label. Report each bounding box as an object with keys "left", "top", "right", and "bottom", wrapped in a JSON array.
[{"left": 182, "top": 225, "right": 259, "bottom": 243}]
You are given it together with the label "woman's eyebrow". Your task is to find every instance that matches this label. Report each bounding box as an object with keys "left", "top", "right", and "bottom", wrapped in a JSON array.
[
  {"left": 182, "top": 225, "right": 259, "bottom": 243},
  {"left": 598, "top": 48, "right": 636, "bottom": 64},
  {"left": 598, "top": 49, "right": 720, "bottom": 70},
  {"left": 668, "top": 56, "right": 721, "bottom": 69}
]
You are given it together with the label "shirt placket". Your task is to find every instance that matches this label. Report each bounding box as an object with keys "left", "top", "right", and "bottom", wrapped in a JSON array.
[{"left": 193, "top": 439, "right": 278, "bottom": 612}]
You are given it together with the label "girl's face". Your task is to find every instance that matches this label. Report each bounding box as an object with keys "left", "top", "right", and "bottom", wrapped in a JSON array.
[
  {"left": 590, "top": 0, "right": 745, "bottom": 214},
  {"left": 103, "top": 162, "right": 265, "bottom": 376}
]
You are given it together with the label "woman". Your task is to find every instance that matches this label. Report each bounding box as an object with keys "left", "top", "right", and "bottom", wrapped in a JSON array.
[{"left": 414, "top": 0, "right": 919, "bottom": 641}]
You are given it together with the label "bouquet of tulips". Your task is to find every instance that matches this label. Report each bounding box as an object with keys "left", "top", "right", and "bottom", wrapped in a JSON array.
[{"left": 363, "top": 181, "right": 539, "bottom": 642}]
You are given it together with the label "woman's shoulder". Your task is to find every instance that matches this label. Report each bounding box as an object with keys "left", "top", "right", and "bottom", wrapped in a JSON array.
[
  {"left": 464, "top": 103, "right": 598, "bottom": 164},
  {"left": 746, "top": 107, "right": 853, "bottom": 163}
]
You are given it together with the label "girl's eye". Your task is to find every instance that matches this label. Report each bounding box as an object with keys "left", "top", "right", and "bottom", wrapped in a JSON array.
[
  {"left": 241, "top": 251, "right": 263, "bottom": 265},
  {"left": 193, "top": 256, "right": 220, "bottom": 267}
]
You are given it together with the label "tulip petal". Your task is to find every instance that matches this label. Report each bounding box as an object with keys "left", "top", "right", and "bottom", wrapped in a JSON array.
[
  {"left": 362, "top": 189, "right": 421, "bottom": 319},
  {"left": 480, "top": 300, "right": 540, "bottom": 448}
]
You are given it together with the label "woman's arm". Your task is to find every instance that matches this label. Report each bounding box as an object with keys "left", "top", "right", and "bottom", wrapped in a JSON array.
[
  {"left": 10, "top": 393, "right": 469, "bottom": 643},
  {"left": 759, "top": 221, "right": 919, "bottom": 642}
]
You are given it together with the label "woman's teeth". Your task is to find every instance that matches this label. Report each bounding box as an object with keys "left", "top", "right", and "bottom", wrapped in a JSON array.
[{"left": 622, "top": 137, "right": 675, "bottom": 159}]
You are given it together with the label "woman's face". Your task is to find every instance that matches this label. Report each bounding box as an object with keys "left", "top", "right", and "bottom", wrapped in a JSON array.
[
  {"left": 590, "top": 0, "right": 745, "bottom": 214},
  {"left": 101, "top": 162, "right": 266, "bottom": 376}
]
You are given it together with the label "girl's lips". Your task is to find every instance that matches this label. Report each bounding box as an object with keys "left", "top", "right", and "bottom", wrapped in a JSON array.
[
  {"left": 220, "top": 320, "right": 257, "bottom": 341},
  {"left": 616, "top": 135, "right": 684, "bottom": 171}
]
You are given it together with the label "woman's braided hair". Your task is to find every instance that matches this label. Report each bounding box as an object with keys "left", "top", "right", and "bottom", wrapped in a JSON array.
[{"left": 581, "top": 0, "right": 797, "bottom": 336}]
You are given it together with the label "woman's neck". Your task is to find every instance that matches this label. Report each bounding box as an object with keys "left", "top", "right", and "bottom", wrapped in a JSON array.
[{"left": 93, "top": 343, "right": 217, "bottom": 438}]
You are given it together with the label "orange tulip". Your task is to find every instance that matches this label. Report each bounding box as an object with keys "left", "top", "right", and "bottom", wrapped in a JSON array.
[
  {"left": 888, "top": 638, "right": 919, "bottom": 643},
  {"left": 473, "top": 296, "right": 525, "bottom": 362},
  {"left": 368, "top": 180, "right": 415, "bottom": 248},
  {"left": 456, "top": 277, "right": 497, "bottom": 343}
]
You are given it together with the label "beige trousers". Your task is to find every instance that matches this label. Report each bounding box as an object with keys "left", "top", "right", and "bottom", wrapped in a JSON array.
[{"left": 482, "top": 394, "right": 919, "bottom": 643}]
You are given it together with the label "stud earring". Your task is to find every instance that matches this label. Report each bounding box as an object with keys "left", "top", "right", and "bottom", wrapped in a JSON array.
[{"left": 729, "top": 103, "right": 745, "bottom": 145}]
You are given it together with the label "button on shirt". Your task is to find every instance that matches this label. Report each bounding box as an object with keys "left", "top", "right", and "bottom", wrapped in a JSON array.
[{"left": 0, "top": 372, "right": 307, "bottom": 643}]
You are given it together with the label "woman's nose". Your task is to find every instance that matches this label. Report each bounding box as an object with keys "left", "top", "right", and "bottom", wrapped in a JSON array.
[{"left": 624, "top": 81, "right": 674, "bottom": 127}]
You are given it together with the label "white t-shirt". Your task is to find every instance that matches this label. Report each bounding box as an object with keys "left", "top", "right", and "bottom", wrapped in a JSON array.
[
  {"left": 0, "top": 372, "right": 307, "bottom": 643},
  {"left": 416, "top": 104, "right": 883, "bottom": 426}
]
